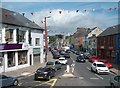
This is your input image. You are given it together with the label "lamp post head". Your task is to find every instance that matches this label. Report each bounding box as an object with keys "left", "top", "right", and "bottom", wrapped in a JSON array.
[{"left": 45, "top": 16, "right": 51, "bottom": 18}]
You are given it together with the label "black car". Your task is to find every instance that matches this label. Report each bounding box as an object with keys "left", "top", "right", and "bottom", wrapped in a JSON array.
[
  {"left": 0, "top": 75, "right": 18, "bottom": 88},
  {"left": 34, "top": 67, "right": 56, "bottom": 80},
  {"left": 66, "top": 49, "right": 71, "bottom": 53},
  {"left": 64, "top": 53, "right": 70, "bottom": 58},
  {"left": 76, "top": 55, "right": 86, "bottom": 62}
]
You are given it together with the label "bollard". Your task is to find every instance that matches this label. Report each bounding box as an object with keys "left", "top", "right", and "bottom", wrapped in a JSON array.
[{"left": 66, "top": 65, "right": 70, "bottom": 73}]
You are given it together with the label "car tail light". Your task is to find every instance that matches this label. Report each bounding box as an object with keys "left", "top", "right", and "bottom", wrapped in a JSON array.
[{"left": 44, "top": 72, "right": 48, "bottom": 74}]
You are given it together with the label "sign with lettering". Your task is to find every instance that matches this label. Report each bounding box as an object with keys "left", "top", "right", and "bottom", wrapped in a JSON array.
[{"left": 0, "top": 44, "right": 22, "bottom": 50}]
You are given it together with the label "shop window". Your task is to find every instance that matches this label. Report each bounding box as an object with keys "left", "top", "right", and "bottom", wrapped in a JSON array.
[
  {"left": 35, "top": 38, "right": 40, "bottom": 46},
  {"left": 7, "top": 52, "right": 15, "bottom": 67},
  {"left": 19, "top": 30, "right": 26, "bottom": 43},
  {"left": 5, "top": 29, "right": 13, "bottom": 43},
  {"left": 0, "top": 53, "right": 3, "bottom": 66},
  {"left": 18, "top": 51, "right": 27, "bottom": 65}
]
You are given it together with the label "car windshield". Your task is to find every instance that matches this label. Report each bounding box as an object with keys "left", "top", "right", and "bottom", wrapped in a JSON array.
[
  {"left": 37, "top": 68, "right": 48, "bottom": 72},
  {"left": 46, "top": 62, "right": 54, "bottom": 65},
  {"left": 59, "top": 59, "right": 65, "bottom": 60},
  {"left": 79, "top": 56, "right": 84, "bottom": 59},
  {"left": 97, "top": 64, "right": 106, "bottom": 67}
]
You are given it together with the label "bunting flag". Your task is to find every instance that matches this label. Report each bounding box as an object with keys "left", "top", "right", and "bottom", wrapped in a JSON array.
[
  {"left": 41, "top": 19, "right": 45, "bottom": 24},
  {"left": 31, "top": 12, "right": 33, "bottom": 15},
  {"left": 22, "top": 13, "right": 25, "bottom": 16},
  {"left": 5, "top": 13, "right": 8, "bottom": 17},
  {"left": 109, "top": 8, "right": 112, "bottom": 11},
  {"left": 114, "top": 7, "right": 117, "bottom": 10},
  {"left": 59, "top": 11, "right": 62, "bottom": 14},
  {"left": 76, "top": 10, "right": 79, "bottom": 13}
]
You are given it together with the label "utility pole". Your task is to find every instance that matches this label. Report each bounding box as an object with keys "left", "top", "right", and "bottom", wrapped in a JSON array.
[
  {"left": 44, "top": 17, "right": 48, "bottom": 62},
  {"left": 44, "top": 16, "right": 51, "bottom": 62}
]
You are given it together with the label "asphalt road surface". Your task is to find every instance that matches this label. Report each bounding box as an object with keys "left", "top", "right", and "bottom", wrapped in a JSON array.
[{"left": 13, "top": 52, "right": 114, "bottom": 88}]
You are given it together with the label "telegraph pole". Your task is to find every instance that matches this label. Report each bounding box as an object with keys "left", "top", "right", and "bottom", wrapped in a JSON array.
[{"left": 44, "top": 17, "right": 48, "bottom": 62}]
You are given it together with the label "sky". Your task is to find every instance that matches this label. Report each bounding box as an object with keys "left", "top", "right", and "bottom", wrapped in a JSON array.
[{"left": 1, "top": 1, "right": 119, "bottom": 35}]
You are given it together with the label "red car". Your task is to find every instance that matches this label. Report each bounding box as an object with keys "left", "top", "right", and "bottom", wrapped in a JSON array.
[
  {"left": 89, "top": 56, "right": 100, "bottom": 63},
  {"left": 99, "top": 59, "right": 113, "bottom": 69}
]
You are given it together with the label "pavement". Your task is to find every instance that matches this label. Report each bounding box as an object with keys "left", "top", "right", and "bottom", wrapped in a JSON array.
[
  {"left": 110, "top": 67, "right": 120, "bottom": 75},
  {"left": 2, "top": 51, "right": 53, "bottom": 79}
]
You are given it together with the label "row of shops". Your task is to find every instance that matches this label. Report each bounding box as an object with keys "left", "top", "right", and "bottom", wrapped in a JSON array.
[{"left": 0, "top": 8, "right": 45, "bottom": 73}]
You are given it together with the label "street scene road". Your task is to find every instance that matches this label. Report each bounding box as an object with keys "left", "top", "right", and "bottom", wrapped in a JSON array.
[
  {"left": 1, "top": 1, "right": 120, "bottom": 88},
  {"left": 6, "top": 52, "right": 115, "bottom": 88}
]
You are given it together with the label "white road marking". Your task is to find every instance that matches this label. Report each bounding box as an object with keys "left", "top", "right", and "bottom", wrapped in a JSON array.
[
  {"left": 21, "top": 72, "right": 31, "bottom": 76},
  {"left": 95, "top": 74, "right": 103, "bottom": 80},
  {"left": 90, "top": 77, "right": 99, "bottom": 79},
  {"left": 73, "top": 60, "right": 75, "bottom": 63},
  {"left": 86, "top": 67, "right": 90, "bottom": 71},
  {"left": 79, "top": 77, "right": 84, "bottom": 79}
]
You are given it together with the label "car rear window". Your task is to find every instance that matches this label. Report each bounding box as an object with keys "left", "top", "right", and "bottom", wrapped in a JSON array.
[
  {"left": 37, "top": 68, "right": 49, "bottom": 72},
  {"left": 97, "top": 64, "right": 106, "bottom": 67},
  {"left": 47, "top": 62, "right": 54, "bottom": 65}
]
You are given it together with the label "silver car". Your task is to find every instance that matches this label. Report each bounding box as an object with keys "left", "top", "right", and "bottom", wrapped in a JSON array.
[
  {"left": 46, "top": 61, "right": 62, "bottom": 70},
  {"left": 109, "top": 75, "right": 120, "bottom": 88},
  {"left": 0, "top": 75, "right": 18, "bottom": 88}
]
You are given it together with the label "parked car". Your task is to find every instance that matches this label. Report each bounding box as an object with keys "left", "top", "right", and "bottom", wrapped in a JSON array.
[
  {"left": 109, "top": 75, "right": 120, "bottom": 88},
  {"left": 59, "top": 57, "right": 68, "bottom": 65},
  {"left": 89, "top": 56, "right": 100, "bottom": 63},
  {"left": 76, "top": 55, "right": 86, "bottom": 63},
  {"left": 52, "top": 50, "right": 60, "bottom": 59},
  {"left": 46, "top": 61, "right": 62, "bottom": 70},
  {"left": 64, "top": 53, "right": 70, "bottom": 58},
  {"left": 91, "top": 62, "right": 109, "bottom": 74},
  {"left": 34, "top": 67, "right": 56, "bottom": 80},
  {"left": 99, "top": 59, "right": 113, "bottom": 69},
  {"left": 66, "top": 49, "right": 71, "bottom": 53},
  {"left": 0, "top": 75, "right": 18, "bottom": 88}
]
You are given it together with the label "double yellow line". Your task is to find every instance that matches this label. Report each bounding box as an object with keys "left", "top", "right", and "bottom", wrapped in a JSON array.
[{"left": 35, "top": 78, "right": 57, "bottom": 88}]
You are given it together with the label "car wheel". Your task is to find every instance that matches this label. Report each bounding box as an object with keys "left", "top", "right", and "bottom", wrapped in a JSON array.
[
  {"left": 47, "top": 76, "right": 51, "bottom": 81},
  {"left": 96, "top": 70, "right": 99, "bottom": 74},
  {"left": 13, "top": 80, "right": 18, "bottom": 86},
  {"left": 91, "top": 67, "right": 93, "bottom": 72},
  {"left": 111, "top": 83, "right": 115, "bottom": 88}
]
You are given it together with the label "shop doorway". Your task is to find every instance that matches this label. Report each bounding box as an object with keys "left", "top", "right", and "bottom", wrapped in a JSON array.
[
  {"left": 30, "top": 55, "right": 32, "bottom": 65},
  {"left": 33, "top": 54, "right": 40, "bottom": 65}
]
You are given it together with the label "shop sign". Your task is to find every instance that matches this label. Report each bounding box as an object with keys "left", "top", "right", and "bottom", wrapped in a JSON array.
[
  {"left": 33, "top": 48, "right": 40, "bottom": 54},
  {"left": 0, "top": 44, "right": 22, "bottom": 50}
]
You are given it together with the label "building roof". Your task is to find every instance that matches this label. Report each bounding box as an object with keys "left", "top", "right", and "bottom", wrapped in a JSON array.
[
  {"left": 73, "top": 27, "right": 93, "bottom": 38},
  {"left": 98, "top": 24, "right": 120, "bottom": 37},
  {"left": 0, "top": 8, "right": 43, "bottom": 30}
]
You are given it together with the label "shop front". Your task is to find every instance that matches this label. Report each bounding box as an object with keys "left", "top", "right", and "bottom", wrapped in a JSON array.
[{"left": 0, "top": 44, "right": 29, "bottom": 73}]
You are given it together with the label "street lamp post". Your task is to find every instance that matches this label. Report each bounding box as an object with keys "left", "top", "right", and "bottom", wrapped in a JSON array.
[{"left": 44, "top": 16, "right": 51, "bottom": 62}]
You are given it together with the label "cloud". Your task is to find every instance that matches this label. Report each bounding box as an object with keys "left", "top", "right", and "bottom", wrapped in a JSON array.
[{"left": 25, "top": 9, "right": 117, "bottom": 35}]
